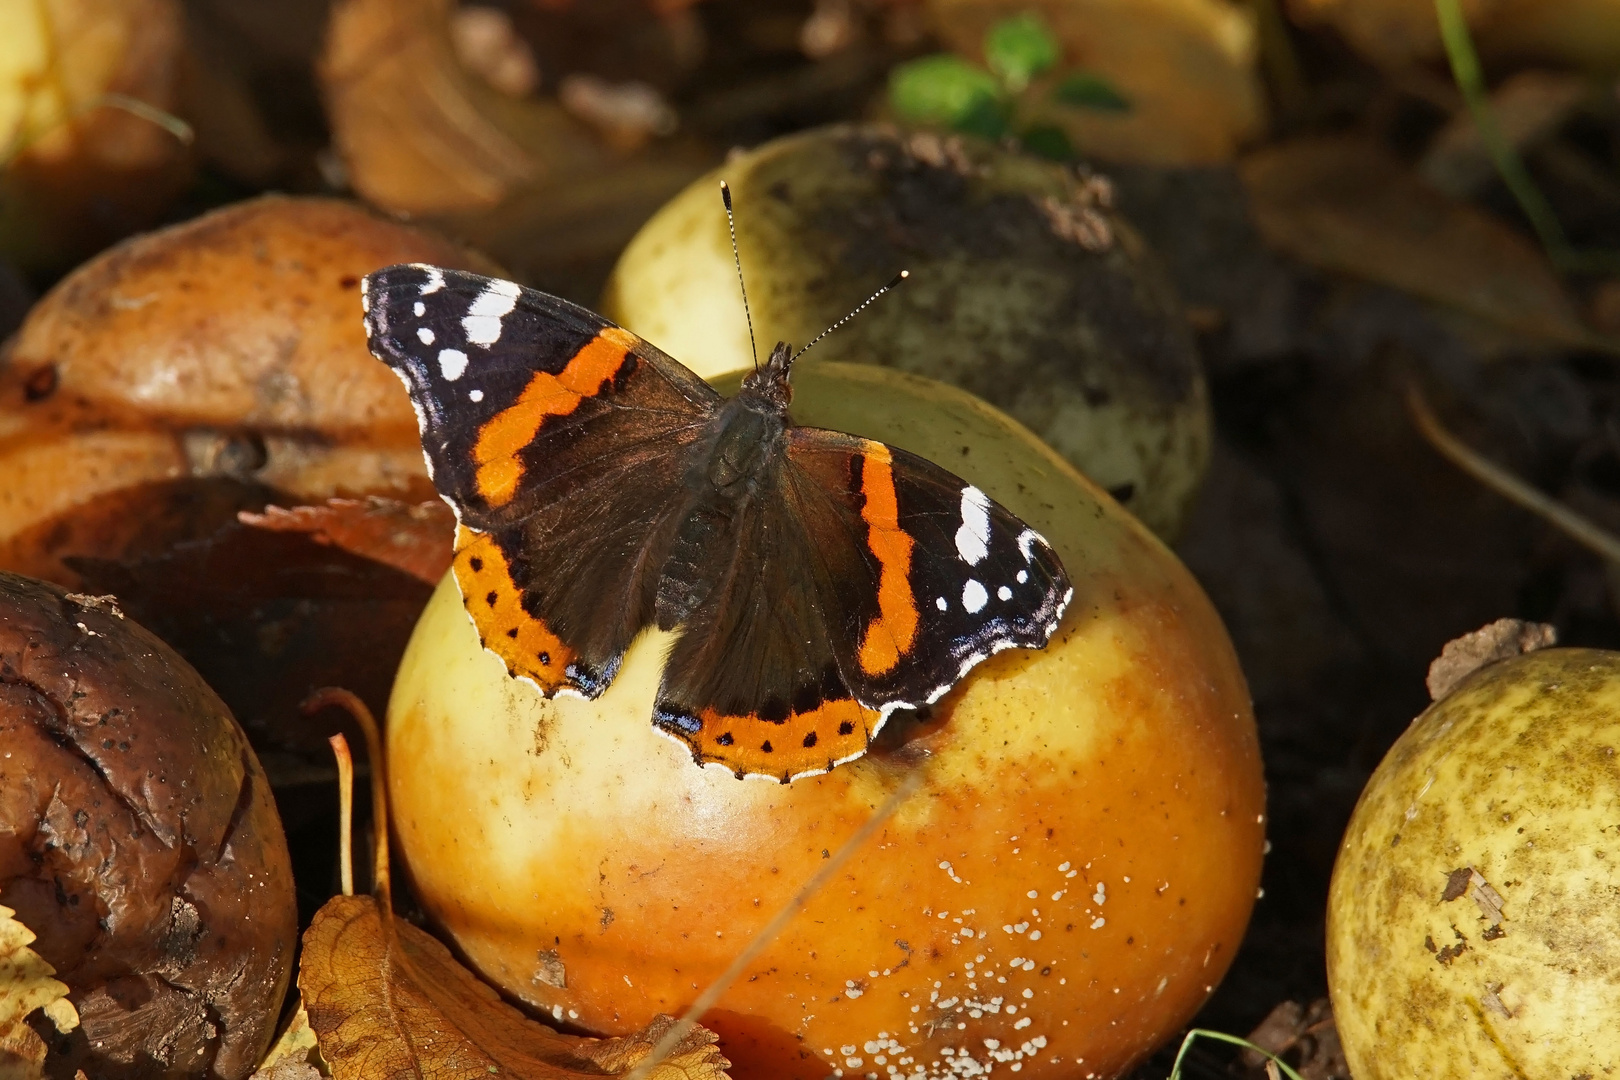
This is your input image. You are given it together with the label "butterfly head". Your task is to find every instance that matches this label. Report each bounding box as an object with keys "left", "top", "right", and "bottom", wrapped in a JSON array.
[{"left": 739, "top": 340, "right": 795, "bottom": 413}]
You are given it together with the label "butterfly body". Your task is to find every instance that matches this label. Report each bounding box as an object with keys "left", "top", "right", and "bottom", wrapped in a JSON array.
[{"left": 363, "top": 263, "right": 1072, "bottom": 782}]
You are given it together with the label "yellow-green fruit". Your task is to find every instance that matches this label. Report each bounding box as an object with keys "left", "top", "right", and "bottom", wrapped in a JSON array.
[
  {"left": 600, "top": 124, "right": 1210, "bottom": 540},
  {"left": 387, "top": 362, "right": 1262, "bottom": 1079},
  {"left": 1327, "top": 648, "right": 1620, "bottom": 1080}
]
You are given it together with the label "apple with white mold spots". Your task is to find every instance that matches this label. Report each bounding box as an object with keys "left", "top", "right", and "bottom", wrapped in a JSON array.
[{"left": 384, "top": 360, "right": 1264, "bottom": 1079}]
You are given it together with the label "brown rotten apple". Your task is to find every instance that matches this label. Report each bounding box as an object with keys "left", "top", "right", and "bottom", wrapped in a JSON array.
[
  {"left": 0, "top": 571, "right": 297, "bottom": 1079},
  {"left": 386, "top": 361, "right": 1264, "bottom": 1079}
]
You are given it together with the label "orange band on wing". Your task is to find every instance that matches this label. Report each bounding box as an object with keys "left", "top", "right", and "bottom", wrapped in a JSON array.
[
  {"left": 473, "top": 326, "right": 638, "bottom": 506},
  {"left": 856, "top": 443, "right": 918, "bottom": 676},
  {"left": 677, "top": 696, "right": 881, "bottom": 781},
  {"left": 452, "top": 525, "right": 578, "bottom": 693}
]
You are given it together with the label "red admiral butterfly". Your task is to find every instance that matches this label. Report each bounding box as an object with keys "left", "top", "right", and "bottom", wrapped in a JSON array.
[{"left": 362, "top": 212, "right": 1071, "bottom": 783}]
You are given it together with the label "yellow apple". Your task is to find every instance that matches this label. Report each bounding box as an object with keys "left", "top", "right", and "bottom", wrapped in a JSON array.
[
  {"left": 1328, "top": 647, "right": 1620, "bottom": 1080},
  {"left": 387, "top": 361, "right": 1264, "bottom": 1079}
]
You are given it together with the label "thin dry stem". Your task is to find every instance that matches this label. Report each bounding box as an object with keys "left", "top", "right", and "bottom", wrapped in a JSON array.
[
  {"left": 305, "top": 688, "right": 392, "bottom": 913},
  {"left": 623, "top": 767, "right": 927, "bottom": 1080},
  {"left": 1407, "top": 383, "right": 1620, "bottom": 565},
  {"left": 328, "top": 734, "right": 356, "bottom": 897}
]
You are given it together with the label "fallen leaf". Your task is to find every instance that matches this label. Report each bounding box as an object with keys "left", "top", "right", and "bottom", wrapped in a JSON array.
[
  {"left": 1425, "top": 618, "right": 1558, "bottom": 701},
  {"left": 252, "top": 1001, "right": 325, "bottom": 1079},
  {"left": 1, "top": 905, "right": 80, "bottom": 1080},
  {"left": 1240, "top": 998, "right": 1347, "bottom": 1080},
  {"left": 1418, "top": 70, "right": 1588, "bottom": 197},
  {"left": 240, "top": 499, "right": 455, "bottom": 585},
  {"left": 1241, "top": 136, "right": 1601, "bottom": 349},
  {"left": 300, "top": 894, "right": 730, "bottom": 1080}
]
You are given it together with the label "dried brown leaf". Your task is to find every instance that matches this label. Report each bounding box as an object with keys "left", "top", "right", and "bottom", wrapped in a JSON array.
[
  {"left": 299, "top": 895, "right": 729, "bottom": 1080},
  {"left": 1425, "top": 618, "right": 1557, "bottom": 701},
  {"left": 0, "top": 904, "right": 79, "bottom": 1080},
  {"left": 239, "top": 498, "right": 455, "bottom": 584},
  {"left": 1241, "top": 136, "right": 1601, "bottom": 350}
]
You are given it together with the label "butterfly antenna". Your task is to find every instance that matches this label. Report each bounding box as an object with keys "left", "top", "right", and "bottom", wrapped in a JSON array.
[
  {"left": 720, "top": 181, "right": 760, "bottom": 371},
  {"left": 791, "top": 270, "right": 909, "bottom": 363}
]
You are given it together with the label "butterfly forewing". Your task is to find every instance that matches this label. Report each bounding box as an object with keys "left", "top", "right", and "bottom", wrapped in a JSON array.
[
  {"left": 784, "top": 430, "right": 1072, "bottom": 713},
  {"left": 363, "top": 264, "right": 720, "bottom": 697}
]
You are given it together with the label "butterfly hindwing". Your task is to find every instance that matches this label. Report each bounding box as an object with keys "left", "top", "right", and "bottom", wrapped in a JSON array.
[
  {"left": 363, "top": 264, "right": 721, "bottom": 696},
  {"left": 649, "top": 442, "right": 884, "bottom": 781},
  {"left": 650, "top": 428, "right": 1070, "bottom": 781}
]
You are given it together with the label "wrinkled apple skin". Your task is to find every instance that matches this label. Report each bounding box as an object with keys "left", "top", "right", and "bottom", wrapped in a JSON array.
[
  {"left": 387, "top": 362, "right": 1264, "bottom": 1079},
  {"left": 1327, "top": 648, "right": 1620, "bottom": 1080}
]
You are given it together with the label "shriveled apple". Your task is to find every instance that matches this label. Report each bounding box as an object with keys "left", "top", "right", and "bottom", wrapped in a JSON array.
[
  {"left": 1327, "top": 645, "right": 1620, "bottom": 1080},
  {"left": 387, "top": 361, "right": 1264, "bottom": 1079}
]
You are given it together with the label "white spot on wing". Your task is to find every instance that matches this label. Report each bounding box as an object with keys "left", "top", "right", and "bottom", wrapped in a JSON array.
[
  {"left": 469, "top": 388, "right": 484, "bottom": 402},
  {"left": 413, "top": 300, "right": 425, "bottom": 316},
  {"left": 936, "top": 596, "right": 948, "bottom": 611},
  {"left": 417, "top": 326, "right": 435, "bottom": 344},
  {"left": 415, "top": 265, "right": 446, "bottom": 294},
  {"left": 1017, "top": 569, "right": 1029, "bottom": 584},
  {"left": 438, "top": 348, "right": 469, "bottom": 381},
  {"left": 1016, "top": 528, "right": 1045, "bottom": 562},
  {"left": 963, "top": 579, "right": 988, "bottom": 613},
  {"left": 463, "top": 278, "right": 522, "bottom": 346},
  {"left": 955, "top": 486, "right": 991, "bottom": 565},
  {"left": 997, "top": 585, "right": 1012, "bottom": 601}
]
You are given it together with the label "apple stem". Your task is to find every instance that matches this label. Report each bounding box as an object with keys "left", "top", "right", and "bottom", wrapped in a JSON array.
[
  {"left": 305, "top": 688, "right": 392, "bottom": 915},
  {"left": 328, "top": 733, "right": 356, "bottom": 897},
  {"left": 624, "top": 767, "right": 928, "bottom": 1080}
]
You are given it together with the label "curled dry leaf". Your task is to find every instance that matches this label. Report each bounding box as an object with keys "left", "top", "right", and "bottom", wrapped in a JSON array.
[
  {"left": 925, "top": 0, "right": 1267, "bottom": 164},
  {"left": 1240, "top": 136, "right": 1601, "bottom": 350},
  {"left": 0, "top": 194, "right": 496, "bottom": 586},
  {"left": 239, "top": 498, "right": 455, "bottom": 585},
  {"left": 0, "top": 0, "right": 192, "bottom": 274},
  {"left": 319, "top": 0, "right": 713, "bottom": 296},
  {"left": 0, "top": 571, "right": 297, "bottom": 1080},
  {"left": 0, "top": 904, "right": 80, "bottom": 1079},
  {"left": 320, "top": 0, "right": 591, "bottom": 214},
  {"left": 1425, "top": 617, "right": 1558, "bottom": 701}
]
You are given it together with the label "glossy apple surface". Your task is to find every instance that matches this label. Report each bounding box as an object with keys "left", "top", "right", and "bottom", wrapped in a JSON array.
[{"left": 387, "top": 362, "right": 1264, "bottom": 1079}]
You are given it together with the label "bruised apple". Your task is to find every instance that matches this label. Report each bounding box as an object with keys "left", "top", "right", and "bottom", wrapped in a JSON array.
[{"left": 386, "top": 362, "right": 1264, "bottom": 1079}]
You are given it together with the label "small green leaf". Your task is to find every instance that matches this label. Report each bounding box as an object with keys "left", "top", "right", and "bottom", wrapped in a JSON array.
[
  {"left": 1018, "top": 123, "right": 1075, "bottom": 160},
  {"left": 889, "top": 54, "right": 1001, "bottom": 127},
  {"left": 984, "top": 13, "right": 1061, "bottom": 91},
  {"left": 1052, "top": 71, "right": 1130, "bottom": 111},
  {"left": 955, "top": 94, "right": 1012, "bottom": 140}
]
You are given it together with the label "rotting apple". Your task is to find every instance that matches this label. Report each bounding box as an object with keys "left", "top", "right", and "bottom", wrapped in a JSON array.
[
  {"left": 0, "top": 193, "right": 498, "bottom": 585},
  {"left": 387, "top": 361, "right": 1264, "bottom": 1079},
  {"left": 600, "top": 124, "right": 1211, "bottom": 541},
  {"left": 1327, "top": 646, "right": 1620, "bottom": 1080}
]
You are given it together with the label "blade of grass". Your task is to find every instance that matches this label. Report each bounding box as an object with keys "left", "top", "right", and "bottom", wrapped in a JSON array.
[
  {"left": 1168, "top": 1029, "right": 1307, "bottom": 1080},
  {"left": 1435, "top": 0, "right": 1620, "bottom": 275}
]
